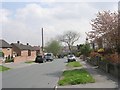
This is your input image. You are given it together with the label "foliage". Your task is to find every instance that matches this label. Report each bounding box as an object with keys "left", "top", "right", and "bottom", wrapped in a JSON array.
[
  {"left": 0, "top": 52, "right": 4, "bottom": 57},
  {"left": 45, "top": 40, "right": 61, "bottom": 56},
  {"left": 58, "top": 31, "right": 80, "bottom": 52},
  {"left": 5, "top": 55, "right": 14, "bottom": 63},
  {"left": 80, "top": 44, "right": 92, "bottom": 56},
  {"left": 0, "top": 65, "right": 10, "bottom": 72},
  {"left": 66, "top": 61, "right": 82, "bottom": 67},
  {"left": 58, "top": 69, "right": 95, "bottom": 86},
  {"left": 104, "top": 53, "right": 119, "bottom": 63},
  {"left": 90, "top": 51, "right": 101, "bottom": 58},
  {"left": 86, "top": 11, "right": 119, "bottom": 52},
  {"left": 98, "top": 48, "right": 104, "bottom": 53}
]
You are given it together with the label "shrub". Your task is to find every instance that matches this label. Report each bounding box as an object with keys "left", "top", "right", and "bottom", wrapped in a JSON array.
[
  {"left": 104, "top": 53, "right": 119, "bottom": 64},
  {"left": 5, "top": 56, "right": 14, "bottom": 63},
  {"left": 90, "top": 51, "right": 101, "bottom": 58}
]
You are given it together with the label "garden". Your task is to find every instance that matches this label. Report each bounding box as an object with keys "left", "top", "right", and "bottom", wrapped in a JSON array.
[{"left": 77, "top": 11, "right": 120, "bottom": 78}]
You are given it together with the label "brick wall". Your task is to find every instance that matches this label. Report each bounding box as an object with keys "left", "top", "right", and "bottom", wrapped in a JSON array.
[
  {"left": 21, "top": 50, "right": 28, "bottom": 57},
  {"left": 31, "top": 51, "right": 36, "bottom": 56},
  {"left": 14, "top": 56, "right": 36, "bottom": 63},
  {"left": 2, "top": 48, "right": 12, "bottom": 57},
  {"left": 12, "top": 45, "right": 21, "bottom": 56},
  {"left": 13, "top": 50, "right": 36, "bottom": 63}
]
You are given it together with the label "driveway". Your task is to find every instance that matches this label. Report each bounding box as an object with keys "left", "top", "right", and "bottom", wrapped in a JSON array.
[{"left": 2, "top": 58, "right": 66, "bottom": 88}]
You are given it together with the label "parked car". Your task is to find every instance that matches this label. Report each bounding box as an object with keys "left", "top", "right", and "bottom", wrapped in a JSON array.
[
  {"left": 45, "top": 53, "right": 54, "bottom": 61},
  {"left": 35, "top": 55, "right": 46, "bottom": 63},
  {"left": 67, "top": 54, "right": 76, "bottom": 62}
]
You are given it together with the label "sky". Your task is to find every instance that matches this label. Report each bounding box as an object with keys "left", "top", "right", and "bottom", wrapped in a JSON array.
[{"left": 0, "top": 1, "right": 118, "bottom": 46}]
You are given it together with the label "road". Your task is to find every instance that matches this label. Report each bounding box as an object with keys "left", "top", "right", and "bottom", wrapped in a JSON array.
[{"left": 2, "top": 58, "right": 66, "bottom": 88}]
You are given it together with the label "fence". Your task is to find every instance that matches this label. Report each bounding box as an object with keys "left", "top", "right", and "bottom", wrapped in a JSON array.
[{"left": 87, "top": 56, "right": 120, "bottom": 78}]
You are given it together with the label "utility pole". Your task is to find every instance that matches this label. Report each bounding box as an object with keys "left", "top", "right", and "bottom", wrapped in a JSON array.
[{"left": 42, "top": 28, "right": 44, "bottom": 52}]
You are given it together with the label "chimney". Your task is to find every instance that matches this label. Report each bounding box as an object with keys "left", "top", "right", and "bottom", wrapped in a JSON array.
[
  {"left": 17, "top": 41, "right": 20, "bottom": 44},
  {"left": 27, "top": 43, "right": 29, "bottom": 45}
]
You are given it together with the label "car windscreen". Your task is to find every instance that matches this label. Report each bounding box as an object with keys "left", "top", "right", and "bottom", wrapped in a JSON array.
[
  {"left": 46, "top": 54, "right": 52, "bottom": 56},
  {"left": 69, "top": 55, "right": 74, "bottom": 57}
]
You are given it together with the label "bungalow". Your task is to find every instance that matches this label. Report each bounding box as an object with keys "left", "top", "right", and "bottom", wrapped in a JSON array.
[
  {"left": 33, "top": 46, "right": 42, "bottom": 55},
  {"left": 11, "top": 41, "right": 36, "bottom": 57},
  {"left": 0, "top": 39, "right": 12, "bottom": 58},
  {"left": 11, "top": 41, "right": 36, "bottom": 63}
]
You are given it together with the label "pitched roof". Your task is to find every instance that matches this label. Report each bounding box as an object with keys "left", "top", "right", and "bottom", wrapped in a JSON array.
[
  {"left": 33, "top": 46, "right": 40, "bottom": 51},
  {"left": 0, "top": 39, "right": 12, "bottom": 48},
  {"left": 11, "top": 43, "right": 35, "bottom": 51}
]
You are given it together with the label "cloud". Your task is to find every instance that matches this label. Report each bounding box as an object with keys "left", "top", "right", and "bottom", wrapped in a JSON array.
[
  {"left": 1, "top": 2, "right": 117, "bottom": 46},
  {"left": 0, "top": 8, "right": 11, "bottom": 23}
]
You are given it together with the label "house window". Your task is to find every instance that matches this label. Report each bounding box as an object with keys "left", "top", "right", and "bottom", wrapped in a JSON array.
[{"left": 28, "top": 50, "right": 31, "bottom": 56}]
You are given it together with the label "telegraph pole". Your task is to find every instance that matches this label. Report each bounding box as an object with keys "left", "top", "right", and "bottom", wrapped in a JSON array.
[{"left": 42, "top": 28, "right": 44, "bottom": 52}]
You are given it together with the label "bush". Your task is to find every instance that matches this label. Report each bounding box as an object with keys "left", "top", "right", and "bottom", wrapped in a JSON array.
[
  {"left": 104, "top": 53, "right": 119, "bottom": 64},
  {"left": 5, "top": 56, "right": 14, "bottom": 63}
]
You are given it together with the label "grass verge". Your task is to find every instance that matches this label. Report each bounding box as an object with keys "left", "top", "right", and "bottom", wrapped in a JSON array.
[
  {"left": 58, "top": 69, "right": 95, "bottom": 86},
  {"left": 66, "top": 61, "right": 82, "bottom": 67},
  {"left": 0, "top": 65, "right": 10, "bottom": 72},
  {"left": 25, "top": 61, "right": 35, "bottom": 64}
]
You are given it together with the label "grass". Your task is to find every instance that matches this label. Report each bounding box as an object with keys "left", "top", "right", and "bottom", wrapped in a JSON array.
[
  {"left": 0, "top": 65, "right": 10, "bottom": 72},
  {"left": 58, "top": 69, "right": 95, "bottom": 86},
  {"left": 25, "top": 61, "right": 35, "bottom": 64},
  {"left": 66, "top": 61, "right": 82, "bottom": 67}
]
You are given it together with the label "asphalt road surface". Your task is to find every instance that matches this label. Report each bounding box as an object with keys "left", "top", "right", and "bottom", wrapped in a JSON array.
[{"left": 2, "top": 58, "right": 66, "bottom": 88}]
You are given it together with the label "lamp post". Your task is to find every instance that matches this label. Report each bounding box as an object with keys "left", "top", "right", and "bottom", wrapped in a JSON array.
[{"left": 41, "top": 28, "right": 44, "bottom": 52}]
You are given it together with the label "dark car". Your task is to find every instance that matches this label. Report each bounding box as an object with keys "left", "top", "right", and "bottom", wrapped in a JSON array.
[{"left": 35, "top": 55, "right": 46, "bottom": 63}]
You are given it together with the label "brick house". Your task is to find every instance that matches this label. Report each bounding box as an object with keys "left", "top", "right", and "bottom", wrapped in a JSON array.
[
  {"left": 11, "top": 41, "right": 37, "bottom": 63},
  {"left": 33, "top": 46, "right": 41, "bottom": 55},
  {"left": 0, "top": 40, "right": 12, "bottom": 64},
  {"left": 0, "top": 39, "right": 12, "bottom": 58}
]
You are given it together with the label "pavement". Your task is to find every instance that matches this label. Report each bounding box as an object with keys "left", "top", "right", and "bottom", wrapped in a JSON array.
[
  {"left": 57, "top": 58, "right": 119, "bottom": 89},
  {"left": 2, "top": 58, "right": 66, "bottom": 88},
  {"left": 2, "top": 62, "right": 38, "bottom": 69}
]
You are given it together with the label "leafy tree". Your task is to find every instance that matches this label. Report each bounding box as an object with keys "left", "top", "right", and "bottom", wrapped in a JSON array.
[
  {"left": 58, "top": 31, "right": 80, "bottom": 52},
  {"left": 80, "top": 44, "right": 92, "bottom": 60},
  {"left": 45, "top": 40, "right": 61, "bottom": 56},
  {"left": 86, "top": 11, "right": 119, "bottom": 51}
]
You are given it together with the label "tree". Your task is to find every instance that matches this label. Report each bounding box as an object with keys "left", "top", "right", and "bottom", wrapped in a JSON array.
[
  {"left": 80, "top": 44, "right": 91, "bottom": 60},
  {"left": 58, "top": 31, "right": 80, "bottom": 52},
  {"left": 45, "top": 40, "right": 61, "bottom": 56},
  {"left": 86, "top": 11, "right": 119, "bottom": 51}
]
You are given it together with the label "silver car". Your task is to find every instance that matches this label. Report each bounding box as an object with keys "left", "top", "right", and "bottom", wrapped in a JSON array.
[
  {"left": 45, "top": 53, "right": 54, "bottom": 61},
  {"left": 67, "top": 54, "right": 76, "bottom": 62}
]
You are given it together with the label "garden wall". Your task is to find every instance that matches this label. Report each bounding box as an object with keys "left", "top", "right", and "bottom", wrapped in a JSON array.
[
  {"left": 14, "top": 56, "right": 36, "bottom": 63},
  {"left": 87, "top": 57, "right": 120, "bottom": 78}
]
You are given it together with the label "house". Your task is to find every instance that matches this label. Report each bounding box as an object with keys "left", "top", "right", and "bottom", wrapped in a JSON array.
[
  {"left": 11, "top": 41, "right": 36, "bottom": 57},
  {"left": 11, "top": 41, "right": 37, "bottom": 63},
  {"left": 0, "top": 39, "right": 12, "bottom": 58},
  {"left": 33, "top": 46, "right": 42, "bottom": 55}
]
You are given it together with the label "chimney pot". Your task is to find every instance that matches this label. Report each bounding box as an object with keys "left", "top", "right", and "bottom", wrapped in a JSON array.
[{"left": 17, "top": 41, "right": 20, "bottom": 44}]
